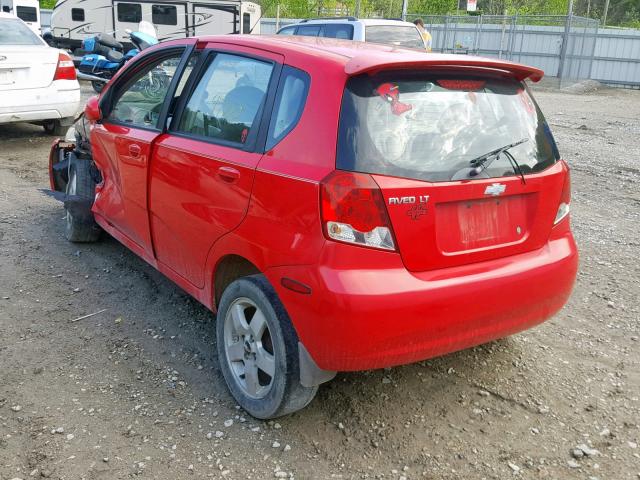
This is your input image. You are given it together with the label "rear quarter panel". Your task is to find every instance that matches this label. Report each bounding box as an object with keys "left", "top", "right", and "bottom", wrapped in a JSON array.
[{"left": 202, "top": 53, "right": 347, "bottom": 307}]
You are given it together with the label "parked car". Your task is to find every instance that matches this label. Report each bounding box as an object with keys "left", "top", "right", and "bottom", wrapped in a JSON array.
[
  {"left": 0, "top": 13, "right": 80, "bottom": 135},
  {"left": 48, "top": 35, "right": 578, "bottom": 418},
  {"left": 277, "top": 17, "right": 428, "bottom": 51}
]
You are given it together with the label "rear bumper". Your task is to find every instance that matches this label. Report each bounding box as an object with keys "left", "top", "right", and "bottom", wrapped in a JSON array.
[
  {"left": 266, "top": 228, "right": 578, "bottom": 372},
  {"left": 0, "top": 81, "right": 80, "bottom": 124}
]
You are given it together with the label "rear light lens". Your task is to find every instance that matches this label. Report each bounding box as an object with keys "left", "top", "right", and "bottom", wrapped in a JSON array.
[
  {"left": 53, "top": 52, "right": 77, "bottom": 81},
  {"left": 320, "top": 171, "right": 396, "bottom": 251},
  {"left": 554, "top": 162, "right": 571, "bottom": 225}
]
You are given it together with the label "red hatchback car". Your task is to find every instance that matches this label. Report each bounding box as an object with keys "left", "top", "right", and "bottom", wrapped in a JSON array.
[{"left": 49, "top": 35, "right": 578, "bottom": 418}]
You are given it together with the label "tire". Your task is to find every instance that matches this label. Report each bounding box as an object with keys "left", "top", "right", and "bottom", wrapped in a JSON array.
[
  {"left": 216, "top": 274, "right": 318, "bottom": 419},
  {"left": 43, "top": 120, "right": 68, "bottom": 136},
  {"left": 64, "top": 158, "right": 101, "bottom": 243},
  {"left": 91, "top": 81, "right": 105, "bottom": 93}
]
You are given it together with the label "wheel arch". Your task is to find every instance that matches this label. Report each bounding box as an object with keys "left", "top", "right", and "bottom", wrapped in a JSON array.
[{"left": 213, "top": 254, "right": 261, "bottom": 308}]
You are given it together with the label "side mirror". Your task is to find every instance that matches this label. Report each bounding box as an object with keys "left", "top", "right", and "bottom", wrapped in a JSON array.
[{"left": 84, "top": 95, "right": 102, "bottom": 122}]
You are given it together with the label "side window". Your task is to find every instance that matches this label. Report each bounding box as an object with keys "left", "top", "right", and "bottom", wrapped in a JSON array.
[
  {"left": 71, "top": 8, "right": 85, "bottom": 22},
  {"left": 117, "top": 3, "right": 142, "bottom": 23},
  {"left": 296, "top": 25, "right": 321, "bottom": 37},
  {"left": 277, "top": 26, "right": 295, "bottom": 36},
  {"left": 243, "top": 13, "right": 250, "bottom": 33},
  {"left": 321, "top": 24, "right": 354, "bottom": 39},
  {"left": 176, "top": 53, "right": 273, "bottom": 145},
  {"left": 152, "top": 5, "right": 177, "bottom": 26},
  {"left": 109, "top": 53, "right": 183, "bottom": 128},
  {"left": 266, "top": 66, "right": 309, "bottom": 150}
]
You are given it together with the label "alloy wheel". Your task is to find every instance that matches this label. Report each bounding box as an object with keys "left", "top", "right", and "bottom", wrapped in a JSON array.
[{"left": 223, "top": 297, "right": 276, "bottom": 399}]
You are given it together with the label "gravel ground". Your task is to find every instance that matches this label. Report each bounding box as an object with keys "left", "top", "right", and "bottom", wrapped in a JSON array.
[{"left": 0, "top": 83, "right": 639, "bottom": 480}]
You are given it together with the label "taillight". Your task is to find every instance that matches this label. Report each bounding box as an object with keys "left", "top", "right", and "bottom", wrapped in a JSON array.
[
  {"left": 53, "top": 52, "right": 77, "bottom": 81},
  {"left": 320, "top": 171, "right": 396, "bottom": 251},
  {"left": 554, "top": 161, "right": 571, "bottom": 225}
]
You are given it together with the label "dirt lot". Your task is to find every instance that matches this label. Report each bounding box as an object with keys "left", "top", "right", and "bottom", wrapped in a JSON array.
[{"left": 0, "top": 84, "right": 639, "bottom": 480}]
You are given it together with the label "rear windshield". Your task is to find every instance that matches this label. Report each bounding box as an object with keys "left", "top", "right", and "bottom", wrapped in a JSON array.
[
  {"left": 0, "top": 18, "right": 42, "bottom": 45},
  {"left": 337, "top": 73, "right": 559, "bottom": 182},
  {"left": 365, "top": 25, "right": 424, "bottom": 49}
]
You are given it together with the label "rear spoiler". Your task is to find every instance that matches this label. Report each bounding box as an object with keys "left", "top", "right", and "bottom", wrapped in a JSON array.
[{"left": 345, "top": 52, "right": 544, "bottom": 82}]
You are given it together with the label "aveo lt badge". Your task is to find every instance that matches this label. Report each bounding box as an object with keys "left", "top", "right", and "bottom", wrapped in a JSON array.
[{"left": 388, "top": 195, "right": 429, "bottom": 205}]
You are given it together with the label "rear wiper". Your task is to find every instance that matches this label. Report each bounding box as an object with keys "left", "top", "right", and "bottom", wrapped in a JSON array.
[{"left": 469, "top": 138, "right": 529, "bottom": 181}]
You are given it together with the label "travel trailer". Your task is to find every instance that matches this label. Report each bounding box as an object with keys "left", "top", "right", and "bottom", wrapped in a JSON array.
[
  {"left": 50, "top": 0, "right": 261, "bottom": 52},
  {"left": 0, "top": 0, "right": 41, "bottom": 34}
]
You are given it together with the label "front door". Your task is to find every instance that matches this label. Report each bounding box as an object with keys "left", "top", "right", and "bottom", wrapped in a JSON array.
[
  {"left": 91, "top": 47, "right": 192, "bottom": 257},
  {"left": 149, "top": 45, "right": 282, "bottom": 287}
]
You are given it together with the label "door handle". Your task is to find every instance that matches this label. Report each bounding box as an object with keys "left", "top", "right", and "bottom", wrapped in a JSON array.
[
  {"left": 217, "top": 166, "right": 240, "bottom": 183},
  {"left": 128, "top": 144, "right": 141, "bottom": 158}
]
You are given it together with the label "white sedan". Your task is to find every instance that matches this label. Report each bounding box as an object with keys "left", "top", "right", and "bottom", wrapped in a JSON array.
[{"left": 0, "top": 13, "right": 80, "bottom": 135}]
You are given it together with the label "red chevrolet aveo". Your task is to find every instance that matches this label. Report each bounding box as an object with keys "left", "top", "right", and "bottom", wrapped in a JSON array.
[{"left": 49, "top": 35, "right": 578, "bottom": 418}]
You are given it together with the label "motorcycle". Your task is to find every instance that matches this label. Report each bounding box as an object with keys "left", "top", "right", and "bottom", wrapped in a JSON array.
[{"left": 77, "top": 21, "right": 159, "bottom": 93}]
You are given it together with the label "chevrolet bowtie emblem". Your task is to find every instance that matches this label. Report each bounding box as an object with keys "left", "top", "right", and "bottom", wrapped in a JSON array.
[{"left": 484, "top": 183, "right": 506, "bottom": 196}]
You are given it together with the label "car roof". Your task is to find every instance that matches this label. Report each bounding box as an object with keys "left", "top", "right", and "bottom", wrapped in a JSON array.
[
  {"left": 192, "top": 35, "right": 544, "bottom": 82},
  {"left": 359, "top": 19, "right": 418, "bottom": 26},
  {"left": 292, "top": 18, "right": 417, "bottom": 27}
]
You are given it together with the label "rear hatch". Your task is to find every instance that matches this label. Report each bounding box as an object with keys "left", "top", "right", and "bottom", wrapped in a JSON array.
[
  {"left": 0, "top": 18, "right": 57, "bottom": 91},
  {"left": 337, "top": 70, "right": 566, "bottom": 272}
]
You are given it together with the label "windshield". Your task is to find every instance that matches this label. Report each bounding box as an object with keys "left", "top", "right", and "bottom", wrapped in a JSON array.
[
  {"left": 365, "top": 25, "right": 424, "bottom": 49},
  {"left": 0, "top": 18, "right": 42, "bottom": 45},
  {"left": 337, "top": 72, "right": 559, "bottom": 182}
]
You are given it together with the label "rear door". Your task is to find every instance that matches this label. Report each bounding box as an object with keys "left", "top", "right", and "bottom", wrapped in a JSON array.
[
  {"left": 148, "top": 43, "right": 282, "bottom": 287},
  {"left": 337, "top": 71, "right": 566, "bottom": 272},
  {"left": 90, "top": 44, "right": 195, "bottom": 256}
]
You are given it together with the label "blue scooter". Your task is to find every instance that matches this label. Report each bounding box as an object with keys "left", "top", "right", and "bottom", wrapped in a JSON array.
[{"left": 77, "top": 21, "right": 158, "bottom": 93}]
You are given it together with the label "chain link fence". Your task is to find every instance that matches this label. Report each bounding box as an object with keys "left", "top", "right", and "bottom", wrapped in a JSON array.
[{"left": 405, "top": 14, "right": 599, "bottom": 85}]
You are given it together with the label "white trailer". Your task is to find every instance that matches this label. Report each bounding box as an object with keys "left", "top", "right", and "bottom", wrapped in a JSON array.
[
  {"left": 50, "top": 0, "right": 260, "bottom": 52},
  {"left": 0, "top": 0, "right": 41, "bottom": 34}
]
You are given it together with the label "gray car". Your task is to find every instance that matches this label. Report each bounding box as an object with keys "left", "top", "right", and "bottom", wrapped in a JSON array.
[{"left": 276, "top": 17, "right": 428, "bottom": 51}]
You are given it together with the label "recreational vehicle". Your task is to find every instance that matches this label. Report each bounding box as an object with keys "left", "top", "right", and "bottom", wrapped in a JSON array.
[
  {"left": 0, "top": 0, "right": 41, "bottom": 34},
  {"left": 50, "top": 0, "right": 260, "bottom": 52}
]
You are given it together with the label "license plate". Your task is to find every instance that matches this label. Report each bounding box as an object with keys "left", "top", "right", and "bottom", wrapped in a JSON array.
[{"left": 436, "top": 195, "right": 530, "bottom": 252}]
